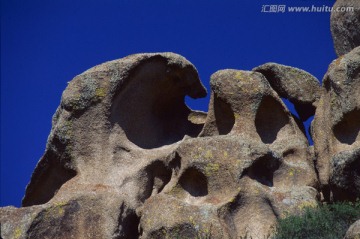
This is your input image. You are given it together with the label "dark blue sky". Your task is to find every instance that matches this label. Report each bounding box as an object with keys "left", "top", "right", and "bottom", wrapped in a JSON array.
[{"left": 1, "top": 0, "right": 336, "bottom": 207}]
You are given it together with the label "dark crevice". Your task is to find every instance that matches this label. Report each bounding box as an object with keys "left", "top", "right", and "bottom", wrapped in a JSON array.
[
  {"left": 331, "top": 149, "right": 360, "bottom": 202},
  {"left": 255, "top": 96, "right": 289, "bottom": 144},
  {"left": 179, "top": 167, "right": 208, "bottom": 197},
  {"left": 241, "top": 154, "right": 281, "bottom": 187},
  {"left": 113, "top": 203, "right": 140, "bottom": 239},
  {"left": 169, "top": 152, "right": 182, "bottom": 175},
  {"left": 333, "top": 109, "right": 360, "bottom": 145},
  {"left": 214, "top": 95, "right": 235, "bottom": 135},
  {"left": 140, "top": 161, "right": 172, "bottom": 202}
]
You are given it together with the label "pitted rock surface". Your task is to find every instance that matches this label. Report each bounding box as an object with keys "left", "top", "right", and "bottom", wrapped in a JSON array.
[
  {"left": 3, "top": 1, "right": 360, "bottom": 237},
  {"left": 1, "top": 55, "right": 321, "bottom": 239},
  {"left": 313, "top": 46, "right": 360, "bottom": 201},
  {"left": 1, "top": 47, "right": 360, "bottom": 238}
]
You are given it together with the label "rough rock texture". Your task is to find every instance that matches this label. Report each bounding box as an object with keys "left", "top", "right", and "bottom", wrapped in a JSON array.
[
  {"left": 253, "top": 63, "right": 321, "bottom": 121},
  {"left": 140, "top": 70, "right": 318, "bottom": 239},
  {"left": 0, "top": 53, "right": 321, "bottom": 239},
  {"left": 344, "top": 220, "right": 360, "bottom": 239},
  {"left": 313, "top": 47, "right": 360, "bottom": 201},
  {"left": 1, "top": 53, "right": 207, "bottom": 239},
  {"left": 331, "top": 0, "right": 360, "bottom": 56}
]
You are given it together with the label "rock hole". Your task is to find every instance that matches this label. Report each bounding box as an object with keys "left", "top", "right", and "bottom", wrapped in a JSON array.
[
  {"left": 333, "top": 109, "right": 360, "bottom": 145},
  {"left": 241, "top": 154, "right": 280, "bottom": 187},
  {"left": 255, "top": 96, "right": 289, "bottom": 144},
  {"left": 214, "top": 95, "right": 235, "bottom": 135},
  {"left": 179, "top": 167, "right": 208, "bottom": 197},
  {"left": 110, "top": 59, "right": 205, "bottom": 149},
  {"left": 169, "top": 152, "right": 182, "bottom": 174},
  {"left": 280, "top": 98, "right": 314, "bottom": 144},
  {"left": 140, "top": 161, "right": 172, "bottom": 202},
  {"left": 113, "top": 203, "right": 140, "bottom": 239}
]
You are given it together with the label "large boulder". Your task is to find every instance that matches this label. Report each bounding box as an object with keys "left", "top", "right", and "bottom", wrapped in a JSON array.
[
  {"left": 331, "top": 0, "right": 360, "bottom": 56},
  {"left": 140, "top": 70, "right": 318, "bottom": 239},
  {"left": 253, "top": 63, "right": 321, "bottom": 121},
  {"left": 1, "top": 52, "right": 208, "bottom": 239},
  {"left": 313, "top": 47, "right": 360, "bottom": 201},
  {"left": 0, "top": 54, "right": 319, "bottom": 239}
]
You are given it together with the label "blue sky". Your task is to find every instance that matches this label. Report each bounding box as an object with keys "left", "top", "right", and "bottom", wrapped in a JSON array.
[{"left": 1, "top": 0, "right": 336, "bottom": 207}]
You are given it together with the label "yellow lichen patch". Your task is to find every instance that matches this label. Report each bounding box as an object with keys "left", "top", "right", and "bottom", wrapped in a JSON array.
[
  {"left": 229, "top": 196, "right": 237, "bottom": 203},
  {"left": 54, "top": 202, "right": 67, "bottom": 217},
  {"left": 288, "top": 168, "right": 295, "bottom": 177},
  {"left": 234, "top": 113, "right": 240, "bottom": 120},
  {"left": 205, "top": 150, "right": 213, "bottom": 159},
  {"left": 223, "top": 151, "right": 228, "bottom": 158},
  {"left": 235, "top": 71, "right": 247, "bottom": 81},
  {"left": 334, "top": 55, "right": 344, "bottom": 67},
  {"left": 205, "top": 163, "right": 220, "bottom": 176},
  {"left": 297, "top": 201, "right": 317, "bottom": 211},
  {"left": 46, "top": 201, "right": 68, "bottom": 217},
  {"left": 95, "top": 87, "right": 106, "bottom": 98},
  {"left": 169, "top": 185, "right": 182, "bottom": 196},
  {"left": 14, "top": 227, "right": 22, "bottom": 239},
  {"left": 280, "top": 210, "right": 290, "bottom": 219}
]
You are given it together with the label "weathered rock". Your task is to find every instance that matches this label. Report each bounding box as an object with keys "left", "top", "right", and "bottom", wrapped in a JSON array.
[
  {"left": 313, "top": 46, "right": 360, "bottom": 201},
  {"left": 0, "top": 205, "right": 44, "bottom": 239},
  {"left": 140, "top": 70, "right": 318, "bottom": 239},
  {"left": 331, "top": 0, "right": 360, "bottom": 56},
  {"left": 344, "top": 220, "right": 360, "bottom": 239},
  {"left": 253, "top": 63, "right": 321, "bottom": 121},
  {"left": 1, "top": 52, "right": 207, "bottom": 239},
  {"left": 1, "top": 55, "right": 319, "bottom": 239},
  {"left": 22, "top": 52, "right": 207, "bottom": 207},
  {"left": 330, "top": 148, "right": 360, "bottom": 201}
]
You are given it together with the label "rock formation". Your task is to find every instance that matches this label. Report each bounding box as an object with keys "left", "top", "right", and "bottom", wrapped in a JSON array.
[
  {"left": 1, "top": 1, "right": 360, "bottom": 238},
  {"left": 331, "top": 0, "right": 360, "bottom": 56},
  {"left": 1, "top": 52, "right": 320, "bottom": 239},
  {"left": 313, "top": 46, "right": 360, "bottom": 202},
  {"left": 253, "top": 63, "right": 321, "bottom": 121}
]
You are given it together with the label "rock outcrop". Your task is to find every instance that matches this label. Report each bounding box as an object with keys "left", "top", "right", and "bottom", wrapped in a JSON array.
[
  {"left": 1, "top": 53, "right": 208, "bottom": 239},
  {"left": 312, "top": 47, "right": 360, "bottom": 201},
  {"left": 2, "top": 2, "right": 360, "bottom": 236},
  {"left": 141, "top": 70, "right": 318, "bottom": 238},
  {"left": 253, "top": 63, "right": 321, "bottom": 121},
  {"left": 331, "top": 0, "right": 360, "bottom": 56},
  {"left": 1, "top": 53, "right": 320, "bottom": 239}
]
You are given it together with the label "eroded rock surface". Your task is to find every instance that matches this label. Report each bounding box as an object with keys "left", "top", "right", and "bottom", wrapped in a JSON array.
[
  {"left": 1, "top": 48, "right": 360, "bottom": 239},
  {"left": 140, "top": 70, "right": 318, "bottom": 238},
  {"left": 331, "top": 0, "right": 360, "bottom": 56},
  {"left": 1, "top": 53, "right": 207, "bottom": 239},
  {"left": 0, "top": 53, "right": 321, "bottom": 239},
  {"left": 313, "top": 47, "right": 360, "bottom": 201},
  {"left": 253, "top": 63, "right": 321, "bottom": 121}
]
